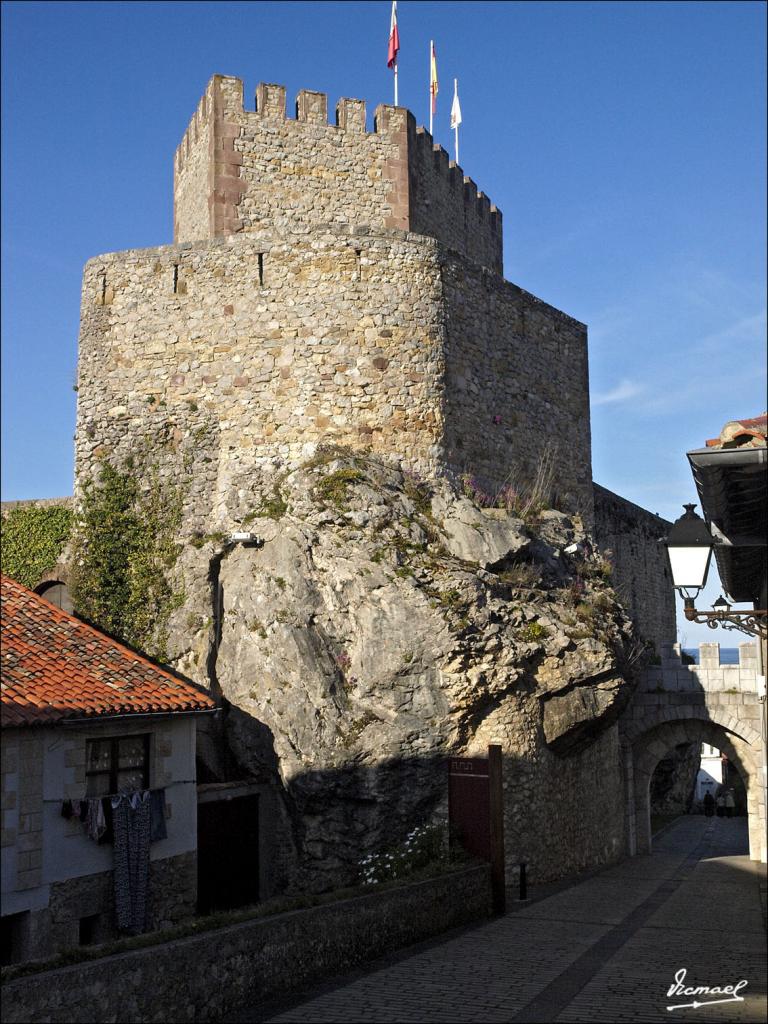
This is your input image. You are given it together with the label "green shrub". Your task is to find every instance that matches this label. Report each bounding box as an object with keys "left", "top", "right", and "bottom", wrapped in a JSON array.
[
  {"left": 316, "top": 468, "right": 364, "bottom": 508},
  {"left": 403, "top": 470, "right": 432, "bottom": 515},
  {"left": 244, "top": 487, "right": 287, "bottom": 522},
  {"left": 575, "top": 603, "right": 595, "bottom": 624},
  {"left": 498, "top": 563, "right": 540, "bottom": 590},
  {"left": 520, "top": 621, "right": 550, "bottom": 643},
  {"left": 71, "top": 461, "right": 183, "bottom": 659},
  {"left": 591, "top": 591, "right": 614, "bottom": 613}
]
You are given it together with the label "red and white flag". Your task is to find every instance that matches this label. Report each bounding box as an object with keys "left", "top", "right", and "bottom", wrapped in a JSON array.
[{"left": 387, "top": 1, "right": 400, "bottom": 69}]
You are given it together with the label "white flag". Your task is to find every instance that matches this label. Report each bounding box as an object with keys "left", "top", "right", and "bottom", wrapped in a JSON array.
[{"left": 450, "top": 80, "right": 462, "bottom": 129}]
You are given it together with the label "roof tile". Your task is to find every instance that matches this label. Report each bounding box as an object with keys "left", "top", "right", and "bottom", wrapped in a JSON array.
[
  {"left": 1, "top": 575, "right": 217, "bottom": 728},
  {"left": 705, "top": 413, "right": 767, "bottom": 449}
]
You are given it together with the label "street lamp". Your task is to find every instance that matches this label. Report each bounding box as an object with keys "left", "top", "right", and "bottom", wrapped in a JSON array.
[
  {"left": 664, "top": 504, "right": 767, "bottom": 640},
  {"left": 663, "top": 503, "right": 714, "bottom": 599}
]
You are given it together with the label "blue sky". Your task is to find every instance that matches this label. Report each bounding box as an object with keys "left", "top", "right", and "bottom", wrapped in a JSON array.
[{"left": 2, "top": 1, "right": 766, "bottom": 644}]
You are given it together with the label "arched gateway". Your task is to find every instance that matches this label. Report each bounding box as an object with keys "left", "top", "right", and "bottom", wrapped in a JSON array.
[{"left": 621, "top": 642, "right": 766, "bottom": 863}]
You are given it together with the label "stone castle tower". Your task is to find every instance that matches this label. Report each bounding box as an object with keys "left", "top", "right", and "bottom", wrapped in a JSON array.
[
  {"left": 75, "top": 75, "right": 593, "bottom": 524},
  {"left": 67, "top": 74, "right": 678, "bottom": 892}
]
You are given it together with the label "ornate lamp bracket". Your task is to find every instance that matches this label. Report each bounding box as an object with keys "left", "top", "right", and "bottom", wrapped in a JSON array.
[{"left": 682, "top": 599, "right": 768, "bottom": 640}]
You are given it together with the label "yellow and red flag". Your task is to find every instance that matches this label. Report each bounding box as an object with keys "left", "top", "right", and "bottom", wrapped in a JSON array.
[
  {"left": 388, "top": 2, "right": 400, "bottom": 69},
  {"left": 430, "top": 41, "right": 438, "bottom": 115}
]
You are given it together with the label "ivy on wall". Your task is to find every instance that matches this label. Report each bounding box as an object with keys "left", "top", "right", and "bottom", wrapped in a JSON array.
[
  {"left": 71, "top": 459, "right": 184, "bottom": 661},
  {"left": 0, "top": 506, "right": 73, "bottom": 589}
]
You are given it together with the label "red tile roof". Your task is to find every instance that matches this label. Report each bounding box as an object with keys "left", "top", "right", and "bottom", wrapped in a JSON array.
[
  {"left": 705, "top": 413, "right": 767, "bottom": 449},
  {"left": 1, "top": 575, "right": 217, "bottom": 728}
]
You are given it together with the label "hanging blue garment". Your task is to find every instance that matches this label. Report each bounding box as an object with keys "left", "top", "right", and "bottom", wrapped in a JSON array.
[{"left": 111, "top": 790, "right": 151, "bottom": 933}]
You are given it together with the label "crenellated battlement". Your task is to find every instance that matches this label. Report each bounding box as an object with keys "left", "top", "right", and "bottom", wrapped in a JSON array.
[{"left": 173, "top": 75, "right": 503, "bottom": 273}]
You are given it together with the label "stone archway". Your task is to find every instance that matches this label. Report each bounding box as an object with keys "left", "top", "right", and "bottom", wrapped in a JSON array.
[
  {"left": 623, "top": 711, "right": 763, "bottom": 862},
  {"left": 34, "top": 579, "right": 74, "bottom": 614}
]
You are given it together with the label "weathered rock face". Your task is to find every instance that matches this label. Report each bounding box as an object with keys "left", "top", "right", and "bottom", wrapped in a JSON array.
[
  {"left": 650, "top": 743, "right": 701, "bottom": 817},
  {"left": 166, "top": 451, "right": 640, "bottom": 890}
]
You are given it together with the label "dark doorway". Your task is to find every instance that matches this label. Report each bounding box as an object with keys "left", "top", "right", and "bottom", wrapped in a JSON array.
[
  {"left": 197, "top": 794, "right": 260, "bottom": 914},
  {"left": 1, "top": 911, "right": 29, "bottom": 966},
  {"left": 35, "top": 580, "right": 73, "bottom": 614}
]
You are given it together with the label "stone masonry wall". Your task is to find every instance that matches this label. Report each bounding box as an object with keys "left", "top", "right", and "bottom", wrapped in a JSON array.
[
  {"left": 75, "top": 227, "right": 592, "bottom": 521},
  {"left": 627, "top": 642, "right": 765, "bottom": 861},
  {"left": 593, "top": 483, "right": 676, "bottom": 655},
  {"left": 42, "top": 852, "right": 197, "bottom": 959},
  {"left": 2, "top": 865, "right": 491, "bottom": 1023},
  {"left": 173, "top": 79, "right": 214, "bottom": 242},
  {"left": 75, "top": 229, "right": 446, "bottom": 519},
  {"left": 174, "top": 76, "right": 408, "bottom": 244},
  {"left": 1, "top": 731, "right": 44, "bottom": 894},
  {"left": 237, "top": 82, "right": 409, "bottom": 237},
  {"left": 498, "top": 720, "right": 626, "bottom": 884},
  {"left": 173, "top": 76, "right": 502, "bottom": 273},
  {"left": 441, "top": 254, "right": 593, "bottom": 523},
  {"left": 408, "top": 123, "right": 503, "bottom": 274}
]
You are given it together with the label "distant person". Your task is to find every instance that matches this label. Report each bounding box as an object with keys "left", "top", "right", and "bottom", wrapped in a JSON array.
[
  {"left": 703, "top": 792, "right": 715, "bottom": 817},
  {"left": 725, "top": 791, "right": 735, "bottom": 818},
  {"left": 716, "top": 793, "right": 726, "bottom": 817}
]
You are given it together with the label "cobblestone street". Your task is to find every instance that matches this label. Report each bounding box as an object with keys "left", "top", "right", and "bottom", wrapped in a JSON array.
[{"left": 228, "top": 817, "right": 767, "bottom": 1024}]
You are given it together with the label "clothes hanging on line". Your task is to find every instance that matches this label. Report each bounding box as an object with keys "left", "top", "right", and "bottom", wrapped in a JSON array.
[
  {"left": 85, "top": 797, "right": 107, "bottom": 843},
  {"left": 111, "top": 790, "right": 151, "bottom": 934},
  {"left": 61, "top": 797, "right": 111, "bottom": 843}
]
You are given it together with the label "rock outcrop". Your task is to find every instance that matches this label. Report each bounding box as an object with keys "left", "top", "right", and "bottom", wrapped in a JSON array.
[
  {"left": 168, "top": 450, "right": 642, "bottom": 889},
  {"left": 650, "top": 743, "right": 701, "bottom": 817}
]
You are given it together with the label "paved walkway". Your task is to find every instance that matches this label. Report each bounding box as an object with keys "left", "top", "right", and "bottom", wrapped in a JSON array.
[{"left": 228, "top": 817, "right": 767, "bottom": 1023}]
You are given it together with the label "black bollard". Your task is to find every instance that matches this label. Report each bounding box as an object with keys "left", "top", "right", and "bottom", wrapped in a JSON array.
[{"left": 519, "top": 861, "right": 527, "bottom": 901}]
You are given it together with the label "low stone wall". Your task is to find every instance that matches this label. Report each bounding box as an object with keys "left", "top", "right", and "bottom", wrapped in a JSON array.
[
  {"left": 1, "top": 864, "right": 491, "bottom": 1023},
  {"left": 0, "top": 497, "right": 73, "bottom": 514},
  {"left": 639, "top": 641, "right": 760, "bottom": 694}
]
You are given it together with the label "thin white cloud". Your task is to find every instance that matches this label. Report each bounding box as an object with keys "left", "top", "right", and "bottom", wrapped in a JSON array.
[
  {"left": 591, "top": 378, "right": 643, "bottom": 406},
  {"left": 637, "top": 361, "right": 767, "bottom": 416},
  {"left": 698, "top": 310, "right": 767, "bottom": 349}
]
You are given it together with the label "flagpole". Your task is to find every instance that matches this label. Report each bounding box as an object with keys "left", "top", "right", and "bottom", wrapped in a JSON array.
[
  {"left": 454, "top": 78, "right": 459, "bottom": 163},
  {"left": 388, "top": 1, "right": 399, "bottom": 106},
  {"left": 429, "top": 40, "right": 433, "bottom": 134}
]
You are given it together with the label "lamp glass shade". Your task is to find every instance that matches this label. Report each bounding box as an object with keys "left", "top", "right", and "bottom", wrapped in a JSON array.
[
  {"left": 666, "top": 544, "right": 712, "bottom": 590},
  {"left": 664, "top": 503, "right": 715, "bottom": 591}
]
